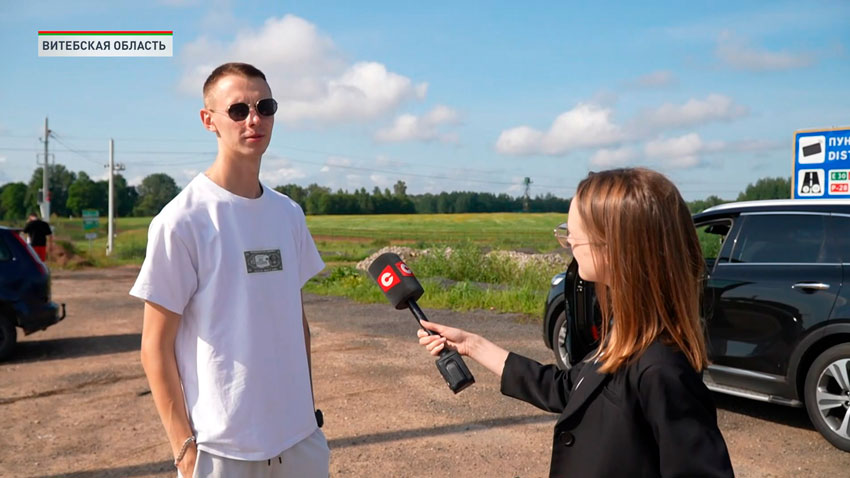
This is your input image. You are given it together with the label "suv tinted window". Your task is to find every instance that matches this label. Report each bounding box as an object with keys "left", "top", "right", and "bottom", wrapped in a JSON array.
[
  {"left": 0, "top": 235, "right": 11, "bottom": 261},
  {"left": 732, "top": 213, "right": 834, "bottom": 264},
  {"left": 827, "top": 215, "right": 850, "bottom": 263}
]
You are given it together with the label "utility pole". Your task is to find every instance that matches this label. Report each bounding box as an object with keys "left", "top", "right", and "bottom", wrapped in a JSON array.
[
  {"left": 523, "top": 177, "right": 532, "bottom": 212},
  {"left": 38, "top": 117, "right": 52, "bottom": 221},
  {"left": 105, "top": 138, "right": 125, "bottom": 256}
]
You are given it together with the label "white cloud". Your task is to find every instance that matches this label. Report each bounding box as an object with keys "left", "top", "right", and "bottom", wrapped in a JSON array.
[
  {"left": 375, "top": 155, "right": 399, "bottom": 167},
  {"left": 639, "top": 135, "right": 784, "bottom": 171},
  {"left": 369, "top": 174, "right": 393, "bottom": 188},
  {"left": 344, "top": 174, "right": 363, "bottom": 185},
  {"left": 495, "top": 95, "right": 751, "bottom": 161},
  {"left": 320, "top": 156, "right": 352, "bottom": 172},
  {"left": 630, "top": 70, "right": 676, "bottom": 88},
  {"left": 495, "top": 103, "right": 624, "bottom": 155},
  {"left": 644, "top": 133, "right": 725, "bottom": 169},
  {"left": 506, "top": 176, "right": 526, "bottom": 195},
  {"left": 633, "top": 94, "right": 747, "bottom": 132},
  {"left": 259, "top": 157, "right": 306, "bottom": 184},
  {"left": 0, "top": 156, "right": 6, "bottom": 164},
  {"left": 179, "top": 15, "right": 427, "bottom": 125},
  {"left": 375, "top": 105, "right": 461, "bottom": 143},
  {"left": 721, "top": 139, "right": 785, "bottom": 153},
  {"left": 589, "top": 147, "right": 638, "bottom": 168},
  {"left": 717, "top": 32, "right": 813, "bottom": 71},
  {"left": 281, "top": 62, "right": 427, "bottom": 123}
]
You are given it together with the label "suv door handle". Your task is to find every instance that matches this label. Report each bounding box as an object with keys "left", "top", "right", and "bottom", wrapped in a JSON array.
[{"left": 791, "top": 282, "right": 831, "bottom": 291}]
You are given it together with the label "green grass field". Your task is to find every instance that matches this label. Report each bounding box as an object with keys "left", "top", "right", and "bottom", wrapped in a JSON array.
[
  {"left": 45, "top": 212, "right": 566, "bottom": 265},
  {"left": 34, "top": 213, "right": 568, "bottom": 318},
  {"left": 13, "top": 212, "right": 721, "bottom": 319},
  {"left": 307, "top": 212, "right": 566, "bottom": 249},
  {"left": 309, "top": 212, "right": 566, "bottom": 268}
]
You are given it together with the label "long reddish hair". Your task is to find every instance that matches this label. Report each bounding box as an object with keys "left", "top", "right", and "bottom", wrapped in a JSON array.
[{"left": 575, "top": 168, "right": 708, "bottom": 373}]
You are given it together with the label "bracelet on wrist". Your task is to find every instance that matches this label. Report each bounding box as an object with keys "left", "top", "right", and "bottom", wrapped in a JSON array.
[{"left": 174, "top": 435, "right": 196, "bottom": 467}]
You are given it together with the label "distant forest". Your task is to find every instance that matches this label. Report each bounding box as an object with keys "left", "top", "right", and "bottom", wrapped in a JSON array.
[{"left": 0, "top": 165, "right": 791, "bottom": 221}]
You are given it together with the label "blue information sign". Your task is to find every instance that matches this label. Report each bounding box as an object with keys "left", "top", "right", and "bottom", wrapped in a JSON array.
[{"left": 793, "top": 127, "right": 850, "bottom": 199}]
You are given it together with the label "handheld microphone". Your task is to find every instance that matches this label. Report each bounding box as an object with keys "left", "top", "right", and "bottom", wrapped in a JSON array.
[{"left": 368, "top": 252, "right": 475, "bottom": 394}]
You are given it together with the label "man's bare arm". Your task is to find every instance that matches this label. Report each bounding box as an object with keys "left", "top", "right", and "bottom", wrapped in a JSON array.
[
  {"left": 140, "top": 301, "right": 196, "bottom": 474},
  {"left": 301, "top": 291, "right": 315, "bottom": 408}
]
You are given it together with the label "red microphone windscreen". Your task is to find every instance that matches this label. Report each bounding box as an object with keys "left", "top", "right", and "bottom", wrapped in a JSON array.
[{"left": 368, "top": 252, "right": 424, "bottom": 309}]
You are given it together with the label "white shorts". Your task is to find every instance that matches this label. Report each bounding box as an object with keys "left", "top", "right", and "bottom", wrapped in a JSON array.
[{"left": 178, "top": 428, "right": 330, "bottom": 478}]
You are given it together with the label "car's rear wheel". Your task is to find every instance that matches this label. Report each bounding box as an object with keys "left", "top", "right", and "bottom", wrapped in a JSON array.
[
  {"left": 0, "top": 315, "right": 17, "bottom": 361},
  {"left": 804, "top": 343, "right": 850, "bottom": 452},
  {"left": 553, "top": 311, "right": 571, "bottom": 370}
]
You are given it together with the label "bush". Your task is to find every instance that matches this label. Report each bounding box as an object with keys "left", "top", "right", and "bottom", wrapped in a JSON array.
[
  {"left": 410, "top": 241, "right": 561, "bottom": 288},
  {"left": 115, "top": 237, "right": 147, "bottom": 260}
]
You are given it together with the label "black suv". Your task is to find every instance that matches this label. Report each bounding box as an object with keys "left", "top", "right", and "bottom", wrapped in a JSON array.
[
  {"left": 0, "top": 227, "right": 65, "bottom": 360},
  {"left": 542, "top": 199, "right": 850, "bottom": 452}
]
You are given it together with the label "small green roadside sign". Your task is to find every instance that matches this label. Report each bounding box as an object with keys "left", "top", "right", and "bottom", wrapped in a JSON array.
[{"left": 82, "top": 209, "right": 99, "bottom": 240}]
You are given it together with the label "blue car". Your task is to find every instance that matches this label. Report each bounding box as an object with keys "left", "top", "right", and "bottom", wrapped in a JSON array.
[{"left": 0, "top": 227, "right": 66, "bottom": 360}]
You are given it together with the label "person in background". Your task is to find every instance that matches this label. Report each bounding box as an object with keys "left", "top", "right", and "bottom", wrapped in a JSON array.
[
  {"left": 131, "top": 62, "right": 329, "bottom": 478},
  {"left": 417, "top": 168, "right": 734, "bottom": 477},
  {"left": 24, "top": 213, "right": 52, "bottom": 262}
]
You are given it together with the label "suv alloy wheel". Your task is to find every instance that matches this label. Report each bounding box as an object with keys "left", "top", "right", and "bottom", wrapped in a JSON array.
[
  {"left": 804, "top": 344, "right": 850, "bottom": 452},
  {"left": 553, "top": 312, "right": 571, "bottom": 370}
]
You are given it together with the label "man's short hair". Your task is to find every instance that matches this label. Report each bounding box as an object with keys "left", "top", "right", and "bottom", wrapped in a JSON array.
[{"left": 202, "top": 62, "right": 268, "bottom": 100}]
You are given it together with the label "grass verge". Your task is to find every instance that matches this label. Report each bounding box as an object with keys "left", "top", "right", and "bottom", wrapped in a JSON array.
[{"left": 304, "top": 242, "right": 561, "bottom": 319}]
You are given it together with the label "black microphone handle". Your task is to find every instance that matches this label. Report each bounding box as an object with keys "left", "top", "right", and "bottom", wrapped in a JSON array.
[
  {"left": 408, "top": 300, "right": 449, "bottom": 353},
  {"left": 408, "top": 298, "right": 476, "bottom": 394}
]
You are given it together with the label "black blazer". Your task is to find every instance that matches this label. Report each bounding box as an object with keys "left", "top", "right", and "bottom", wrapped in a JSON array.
[{"left": 501, "top": 341, "right": 734, "bottom": 478}]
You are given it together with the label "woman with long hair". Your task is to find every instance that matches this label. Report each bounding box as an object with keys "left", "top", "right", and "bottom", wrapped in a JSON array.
[{"left": 418, "top": 168, "right": 734, "bottom": 477}]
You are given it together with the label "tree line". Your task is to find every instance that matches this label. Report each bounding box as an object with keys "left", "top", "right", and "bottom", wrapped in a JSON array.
[
  {"left": 275, "top": 180, "right": 571, "bottom": 215},
  {"left": 0, "top": 165, "right": 793, "bottom": 222},
  {"left": 0, "top": 165, "right": 179, "bottom": 221}
]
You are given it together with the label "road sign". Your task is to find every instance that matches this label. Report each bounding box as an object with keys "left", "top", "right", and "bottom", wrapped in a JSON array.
[
  {"left": 793, "top": 127, "right": 850, "bottom": 199},
  {"left": 82, "top": 209, "right": 99, "bottom": 235}
]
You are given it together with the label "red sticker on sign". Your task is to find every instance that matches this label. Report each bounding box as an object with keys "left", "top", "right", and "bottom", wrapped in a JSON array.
[
  {"left": 378, "top": 265, "right": 400, "bottom": 292},
  {"left": 396, "top": 261, "right": 414, "bottom": 277}
]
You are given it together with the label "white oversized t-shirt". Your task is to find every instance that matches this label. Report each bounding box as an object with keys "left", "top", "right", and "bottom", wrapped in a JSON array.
[{"left": 129, "top": 173, "right": 325, "bottom": 460}]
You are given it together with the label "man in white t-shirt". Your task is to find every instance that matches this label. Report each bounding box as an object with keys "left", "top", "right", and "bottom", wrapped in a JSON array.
[{"left": 131, "top": 62, "right": 329, "bottom": 478}]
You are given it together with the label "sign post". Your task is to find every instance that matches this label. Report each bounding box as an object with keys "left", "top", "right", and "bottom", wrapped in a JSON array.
[
  {"left": 793, "top": 127, "right": 850, "bottom": 199},
  {"left": 82, "top": 209, "right": 99, "bottom": 251}
]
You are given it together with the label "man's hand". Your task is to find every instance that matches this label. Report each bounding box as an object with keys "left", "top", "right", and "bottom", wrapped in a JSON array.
[
  {"left": 140, "top": 301, "right": 196, "bottom": 477},
  {"left": 176, "top": 443, "right": 197, "bottom": 477}
]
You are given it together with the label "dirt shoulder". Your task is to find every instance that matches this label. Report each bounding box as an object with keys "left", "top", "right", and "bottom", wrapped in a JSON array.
[{"left": 0, "top": 267, "right": 848, "bottom": 478}]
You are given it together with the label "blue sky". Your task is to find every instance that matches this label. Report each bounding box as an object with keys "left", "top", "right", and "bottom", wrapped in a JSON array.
[{"left": 1, "top": 0, "right": 847, "bottom": 200}]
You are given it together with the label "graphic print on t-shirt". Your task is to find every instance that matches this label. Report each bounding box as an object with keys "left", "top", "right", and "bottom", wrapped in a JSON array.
[{"left": 244, "top": 249, "right": 283, "bottom": 273}]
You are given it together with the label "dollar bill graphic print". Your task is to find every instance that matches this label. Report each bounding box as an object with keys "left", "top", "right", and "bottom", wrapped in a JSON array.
[{"left": 244, "top": 249, "right": 283, "bottom": 273}]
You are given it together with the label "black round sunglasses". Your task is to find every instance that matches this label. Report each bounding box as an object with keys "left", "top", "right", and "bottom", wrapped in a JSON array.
[{"left": 211, "top": 98, "right": 278, "bottom": 122}]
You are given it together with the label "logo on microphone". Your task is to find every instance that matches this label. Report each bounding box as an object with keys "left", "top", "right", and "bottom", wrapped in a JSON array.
[
  {"left": 378, "top": 265, "right": 400, "bottom": 292},
  {"left": 396, "top": 261, "right": 414, "bottom": 277}
]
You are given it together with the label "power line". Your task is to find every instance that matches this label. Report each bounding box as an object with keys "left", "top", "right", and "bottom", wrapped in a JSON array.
[
  {"left": 0, "top": 134, "right": 752, "bottom": 195},
  {"left": 50, "top": 133, "right": 105, "bottom": 166},
  {"left": 0, "top": 144, "right": 745, "bottom": 194},
  {"left": 270, "top": 154, "right": 578, "bottom": 192}
]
